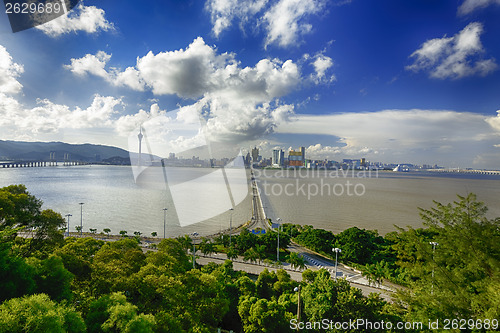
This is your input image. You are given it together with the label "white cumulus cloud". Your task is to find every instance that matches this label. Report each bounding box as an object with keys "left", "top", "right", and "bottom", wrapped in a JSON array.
[
  {"left": 278, "top": 109, "right": 500, "bottom": 168},
  {"left": 263, "top": 0, "right": 325, "bottom": 48},
  {"left": 406, "top": 22, "right": 498, "bottom": 79},
  {"left": 65, "top": 51, "right": 145, "bottom": 91},
  {"left": 458, "top": 0, "right": 500, "bottom": 15},
  {"left": 36, "top": 2, "right": 114, "bottom": 37},
  {"left": 0, "top": 94, "right": 123, "bottom": 135},
  {"left": 205, "top": 0, "right": 326, "bottom": 48},
  {"left": 309, "top": 53, "right": 335, "bottom": 83},
  {"left": 67, "top": 37, "right": 300, "bottom": 100},
  {"left": 486, "top": 110, "right": 500, "bottom": 132},
  {"left": 0, "top": 46, "right": 24, "bottom": 95},
  {"left": 205, "top": 0, "right": 268, "bottom": 37},
  {"left": 65, "top": 51, "right": 111, "bottom": 78},
  {"left": 66, "top": 37, "right": 301, "bottom": 143}
]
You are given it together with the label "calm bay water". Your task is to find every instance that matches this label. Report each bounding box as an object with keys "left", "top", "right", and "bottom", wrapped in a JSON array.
[
  {"left": 1, "top": 165, "right": 499, "bottom": 236},
  {"left": 0, "top": 165, "right": 252, "bottom": 237},
  {"left": 258, "top": 169, "right": 500, "bottom": 234}
]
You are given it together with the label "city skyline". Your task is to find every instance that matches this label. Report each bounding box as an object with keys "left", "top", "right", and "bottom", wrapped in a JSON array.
[
  {"left": 1, "top": 1, "right": 500, "bottom": 168},
  {"left": 0, "top": 138, "right": 488, "bottom": 170}
]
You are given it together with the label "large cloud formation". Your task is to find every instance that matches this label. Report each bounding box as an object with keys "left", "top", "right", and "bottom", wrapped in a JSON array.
[
  {"left": 65, "top": 37, "right": 301, "bottom": 142},
  {"left": 0, "top": 46, "right": 24, "bottom": 94},
  {"left": 0, "top": 44, "right": 124, "bottom": 141},
  {"left": 458, "top": 0, "right": 500, "bottom": 15},
  {"left": 35, "top": 2, "right": 114, "bottom": 37},
  {"left": 205, "top": 0, "right": 326, "bottom": 48},
  {"left": 205, "top": 0, "right": 268, "bottom": 37},
  {"left": 406, "top": 22, "right": 498, "bottom": 79},
  {"left": 279, "top": 110, "right": 500, "bottom": 168},
  {"left": 0, "top": 94, "right": 123, "bottom": 134}
]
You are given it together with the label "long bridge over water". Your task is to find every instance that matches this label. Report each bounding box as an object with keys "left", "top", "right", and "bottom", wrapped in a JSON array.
[{"left": 0, "top": 160, "right": 87, "bottom": 168}]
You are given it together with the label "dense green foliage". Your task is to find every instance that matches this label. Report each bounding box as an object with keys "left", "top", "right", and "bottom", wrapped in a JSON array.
[
  {"left": 0, "top": 294, "right": 85, "bottom": 333},
  {"left": 2, "top": 185, "right": 499, "bottom": 332},
  {"left": 393, "top": 193, "right": 500, "bottom": 323}
]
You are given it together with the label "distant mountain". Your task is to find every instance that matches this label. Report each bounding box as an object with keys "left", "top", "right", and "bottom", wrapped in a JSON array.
[{"left": 0, "top": 140, "right": 131, "bottom": 162}]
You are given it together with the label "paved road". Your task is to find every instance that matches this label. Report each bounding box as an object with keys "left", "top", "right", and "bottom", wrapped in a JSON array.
[
  {"left": 144, "top": 168, "right": 397, "bottom": 301},
  {"left": 246, "top": 170, "right": 268, "bottom": 231},
  {"left": 196, "top": 254, "right": 394, "bottom": 302}
]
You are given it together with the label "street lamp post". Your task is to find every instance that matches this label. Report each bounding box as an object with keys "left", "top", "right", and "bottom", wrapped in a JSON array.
[
  {"left": 277, "top": 218, "right": 281, "bottom": 262},
  {"left": 294, "top": 285, "right": 301, "bottom": 326},
  {"left": 430, "top": 241, "right": 439, "bottom": 294},
  {"left": 229, "top": 208, "right": 234, "bottom": 246},
  {"left": 333, "top": 248, "right": 342, "bottom": 280},
  {"left": 192, "top": 232, "right": 199, "bottom": 269},
  {"left": 79, "top": 203, "right": 84, "bottom": 237},
  {"left": 65, "top": 214, "right": 72, "bottom": 237},
  {"left": 163, "top": 208, "right": 168, "bottom": 239}
]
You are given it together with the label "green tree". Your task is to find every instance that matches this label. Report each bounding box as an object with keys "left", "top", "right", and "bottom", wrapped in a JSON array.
[
  {"left": 146, "top": 238, "right": 192, "bottom": 274},
  {"left": 0, "top": 293, "right": 85, "bottom": 333},
  {"left": 89, "top": 228, "right": 97, "bottom": 235},
  {"left": 86, "top": 292, "right": 154, "bottom": 333},
  {"left": 333, "top": 226, "right": 385, "bottom": 265},
  {"left": 130, "top": 263, "right": 229, "bottom": 332},
  {"left": 287, "top": 252, "right": 306, "bottom": 270},
  {"left": 198, "top": 237, "right": 216, "bottom": 256},
  {"left": 55, "top": 237, "right": 104, "bottom": 280},
  {"left": 0, "top": 228, "right": 36, "bottom": 302},
  {"left": 396, "top": 194, "right": 500, "bottom": 322},
  {"left": 25, "top": 209, "right": 66, "bottom": 256},
  {"left": 235, "top": 228, "right": 258, "bottom": 253},
  {"left": 256, "top": 269, "right": 278, "bottom": 299},
  {"left": 294, "top": 226, "right": 335, "bottom": 255},
  {"left": 301, "top": 269, "right": 392, "bottom": 328},
  {"left": 176, "top": 234, "right": 192, "bottom": 252},
  {"left": 272, "top": 269, "right": 297, "bottom": 297},
  {"left": 226, "top": 246, "right": 238, "bottom": 261},
  {"left": 238, "top": 296, "right": 294, "bottom": 333},
  {"left": 243, "top": 248, "right": 259, "bottom": 264},
  {"left": 362, "top": 260, "right": 390, "bottom": 287},
  {"left": 119, "top": 230, "right": 128, "bottom": 237},
  {"left": 301, "top": 269, "right": 316, "bottom": 283},
  {"left": 151, "top": 231, "right": 157, "bottom": 237},
  {"left": 236, "top": 275, "right": 256, "bottom": 297},
  {"left": 27, "top": 255, "right": 74, "bottom": 302},
  {"left": 103, "top": 228, "right": 111, "bottom": 237},
  {"left": 0, "top": 185, "right": 67, "bottom": 256},
  {"left": 261, "top": 230, "right": 290, "bottom": 255},
  {"left": 0, "top": 185, "right": 41, "bottom": 229},
  {"left": 91, "top": 239, "right": 146, "bottom": 296}
]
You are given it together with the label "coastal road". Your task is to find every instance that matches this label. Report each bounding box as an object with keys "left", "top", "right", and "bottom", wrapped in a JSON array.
[
  {"left": 245, "top": 170, "right": 269, "bottom": 231},
  {"left": 196, "top": 254, "right": 394, "bottom": 302},
  {"left": 246, "top": 170, "right": 395, "bottom": 294},
  {"left": 189, "top": 167, "right": 396, "bottom": 300}
]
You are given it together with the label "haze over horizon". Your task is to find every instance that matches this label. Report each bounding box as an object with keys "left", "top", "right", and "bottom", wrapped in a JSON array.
[{"left": 1, "top": 0, "right": 500, "bottom": 168}]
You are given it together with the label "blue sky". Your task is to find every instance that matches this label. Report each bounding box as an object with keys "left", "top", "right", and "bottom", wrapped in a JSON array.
[{"left": 1, "top": 0, "right": 500, "bottom": 168}]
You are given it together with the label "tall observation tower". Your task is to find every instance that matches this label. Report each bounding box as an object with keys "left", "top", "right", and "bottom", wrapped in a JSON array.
[{"left": 138, "top": 127, "right": 143, "bottom": 166}]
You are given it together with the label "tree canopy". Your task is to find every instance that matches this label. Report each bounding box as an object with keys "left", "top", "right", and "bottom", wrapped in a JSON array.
[{"left": 395, "top": 193, "right": 500, "bottom": 322}]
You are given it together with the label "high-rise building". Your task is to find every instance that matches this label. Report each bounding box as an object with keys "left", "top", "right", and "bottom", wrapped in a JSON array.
[
  {"left": 251, "top": 146, "right": 259, "bottom": 163},
  {"left": 288, "top": 147, "right": 305, "bottom": 167},
  {"left": 272, "top": 149, "right": 284, "bottom": 167}
]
